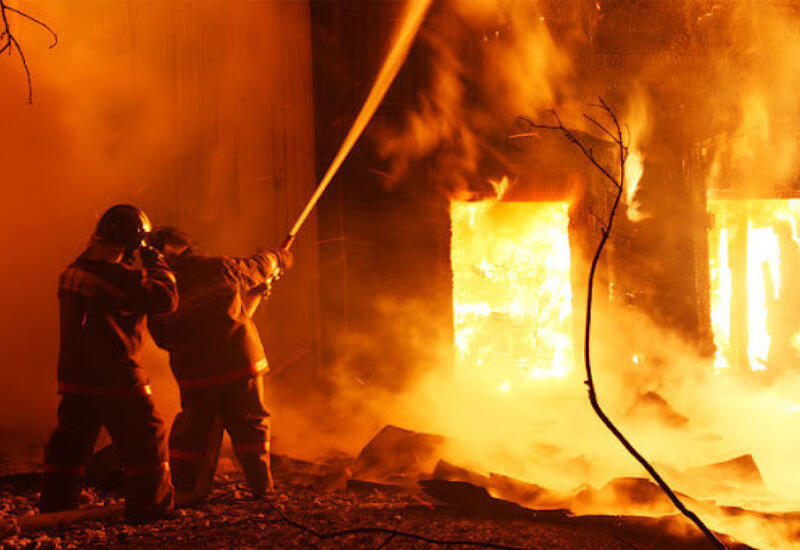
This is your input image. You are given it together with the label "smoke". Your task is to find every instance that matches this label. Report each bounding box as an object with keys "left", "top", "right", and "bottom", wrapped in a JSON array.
[
  {"left": 321, "top": 279, "right": 800, "bottom": 547},
  {"left": 0, "top": 1, "right": 315, "bottom": 447},
  {"left": 319, "top": 1, "right": 800, "bottom": 548},
  {"left": 699, "top": 2, "right": 800, "bottom": 195},
  {"left": 0, "top": 1, "right": 181, "bottom": 438},
  {"left": 378, "top": 0, "right": 800, "bottom": 196},
  {"left": 375, "top": 0, "right": 577, "bottom": 194},
  {"left": 5, "top": 2, "right": 800, "bottom": 546}
]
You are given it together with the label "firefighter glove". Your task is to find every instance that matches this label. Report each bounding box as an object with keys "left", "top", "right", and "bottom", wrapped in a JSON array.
[
  {"left": 139, "top": 245, "right": 167, "bottom": 267},
  {"left": 272, "top": 248, "right": 294, "bottom": 272}
]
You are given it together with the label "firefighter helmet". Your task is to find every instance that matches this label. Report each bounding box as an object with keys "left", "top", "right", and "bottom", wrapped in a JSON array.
[{"left": 93, "top": 204, "right": 152, "bottom": 250}]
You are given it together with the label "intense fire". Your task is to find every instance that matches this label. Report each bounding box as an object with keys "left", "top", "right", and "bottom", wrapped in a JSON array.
[
  {"left": 450, "top": 189, "right": 573, "bottom": 389},
  {"left": 708, "top": 198, "right": 800, "bottom": 372},
  {"left": 623, "top": 94, "right": 649, "bottom": 222},
  {"left": 624, "top": 148, "right": 645, "bottom": 221}
]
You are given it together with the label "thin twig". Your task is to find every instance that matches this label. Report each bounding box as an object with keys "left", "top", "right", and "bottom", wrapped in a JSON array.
[
  {"left": 587, "top": 208, "right": 608, "bottom": 233},
  {"left": 518, "top": 98, "right": 727, "bottom": 550},
  {"left": 9, "top": 34, "right": 31, "bottom": 104},
  {"left": 583, "top": 113, "right": 617, "bottom": 143},
  {"left": 376, "top": 533, "right": 396, "bottom": 549},
  {"left": 513, "top": 112, "right": 622, "bottom": 190},
  {"left": 0, "top": 0, "right": 58, "bottom": 104},
  {"left": 3, "top": 5, "right": 57, "bottom": 47},
  {"left": 264, "top": 496, "right": 526, "bottom": 550}
]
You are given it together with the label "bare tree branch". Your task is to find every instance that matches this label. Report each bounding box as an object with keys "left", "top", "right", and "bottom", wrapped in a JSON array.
[
  {"left": 0, "top": 0, "right": 58, "bottom": 104},
  {"left": 516, "top": 98, "right": 728, "bottom": 550},
  {"left": 583, "top": 113, "right": 617, "bottom": 143},
  {"left": 513, "top": 111, "right": 622, "bottom": 190}
]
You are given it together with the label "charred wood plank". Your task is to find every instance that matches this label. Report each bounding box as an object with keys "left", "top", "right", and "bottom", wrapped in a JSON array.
[{"left": 351, "top": 425, "right": 449, "bottom": 484}]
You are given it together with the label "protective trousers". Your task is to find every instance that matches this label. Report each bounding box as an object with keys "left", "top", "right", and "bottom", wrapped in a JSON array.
[
  {"left": 40, "top": 393, "right": 173, "bottom": 522},
  {"left": 169, "top": 376, "right": 271, "bottom": 497}
]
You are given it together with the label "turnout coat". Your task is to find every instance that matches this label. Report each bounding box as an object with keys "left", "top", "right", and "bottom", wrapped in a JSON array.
[
  {"left": 148, "top": 251, "right": 281, "bottom": 389},
  {"left": 57, "top": 248, "right": 178, "bottom": 394},
  {"left": 42, "top": 245, "right": 178, "bottom": 519}
]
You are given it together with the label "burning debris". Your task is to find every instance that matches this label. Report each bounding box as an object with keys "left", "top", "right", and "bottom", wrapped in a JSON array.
[
  {"left": 6, "top": 0, "right": 800, "bottom": 549},
  {"left": 0, "top": 430, "right": 767, "bottom": 550},
  {"left": 0, "top": 471, "right": 760, "bottom": 550},
  {"left": 624, "top": 391, "right": 690, "bottom": 430},
  {"left": 351, "top": 425, "right": 449, "bottom": 485}
]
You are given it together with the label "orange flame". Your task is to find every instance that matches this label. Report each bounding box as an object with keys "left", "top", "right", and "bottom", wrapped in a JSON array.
[
  {"left": 708, "top": 198, "right": 800, "bottom": 372},
  {"left": 623, "top": 94, "right": 649, "bottom": 222},
  {"left": 451, "top": 181, "right": 573, "bottom": 389},
  {"left": 624, "top": 148, "right": 645, "bottom": 220}
]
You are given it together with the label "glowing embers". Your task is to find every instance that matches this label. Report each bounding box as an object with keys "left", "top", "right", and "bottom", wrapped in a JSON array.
[
  {"left": 450, "top": 200, "right": 573, "bottom": 390},
  {"left": 708, "top": 199, "right": 800, "bottom": 371}
]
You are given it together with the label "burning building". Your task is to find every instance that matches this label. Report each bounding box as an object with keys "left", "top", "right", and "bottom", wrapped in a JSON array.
[
  {"left": 3, "top": 0, "right": 800, "bottom": 548},
  {"left": 310, "top": 1, "right": 800, "bottom": 547}
]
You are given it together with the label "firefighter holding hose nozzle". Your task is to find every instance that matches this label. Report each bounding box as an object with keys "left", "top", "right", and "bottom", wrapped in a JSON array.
[
  {"left": 41, "top": 204, "right": 177, "bottom": 523},
  {"left": 146, "top": 227, "right": 291, "bottom": 499}
]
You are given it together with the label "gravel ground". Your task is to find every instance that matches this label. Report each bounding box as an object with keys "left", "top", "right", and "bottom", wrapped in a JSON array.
[{"left": 0, "top": 470, "right": 757, "bottom": 550}]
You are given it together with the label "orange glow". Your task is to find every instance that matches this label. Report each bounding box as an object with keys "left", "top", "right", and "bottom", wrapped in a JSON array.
[
  {"left": 624, "top": 148, "right": 644, "bottom": 220},
  {"left": 450, "top": 186, "right": 573, "bottom": 389},
  {"left": 623, "top": 94, "right": 649, "bottom": 222},
  {"left": 708, "top": 199, "right": 800, "bottom": 371},
  {"left": 710, "top": 226, "right": 733, "bottom": 370}
]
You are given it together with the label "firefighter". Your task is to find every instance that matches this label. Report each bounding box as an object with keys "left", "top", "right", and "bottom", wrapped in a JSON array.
[
  {"left": 146, "top": 227, "right": 291, "bottom": 498},
  {"left": 40, "top": 204, "right": 177, "bottom": 523}
]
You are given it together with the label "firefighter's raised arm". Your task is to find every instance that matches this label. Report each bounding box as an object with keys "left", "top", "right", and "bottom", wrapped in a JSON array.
[{"left": 224, "top": 248, "right": 293, "bottom": 294}]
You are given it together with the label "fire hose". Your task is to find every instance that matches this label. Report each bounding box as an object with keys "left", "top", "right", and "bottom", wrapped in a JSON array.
[
  {"left": 0, "top": 4, "right": 434, "bottom": 536},
  {"left": 246, "top": 0, "right": 432, "bottom": 318}
]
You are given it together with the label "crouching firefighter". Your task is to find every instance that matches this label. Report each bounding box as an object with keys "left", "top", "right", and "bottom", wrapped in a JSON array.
[
  {"left": 41, "top": 205, "right": 177, "bottom": 523},
  {"left": 146, "top": 227, "right": 292, "bottom": 498}
]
